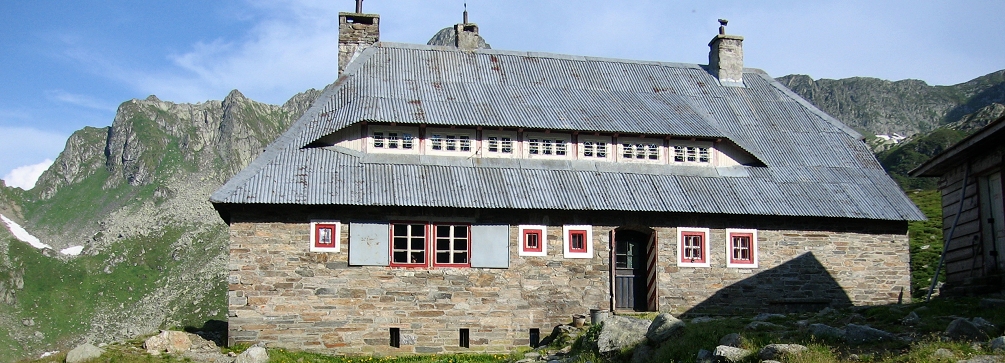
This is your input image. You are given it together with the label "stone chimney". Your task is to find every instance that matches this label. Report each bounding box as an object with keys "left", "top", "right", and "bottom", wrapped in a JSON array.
[
  {"left": 708, "top": 19, "right": 744, "bottom": 87},
  {"left": 338, "top": 0, "right": 379, "bottom": 74},
  {"left": 454, "top": 5, "right": 482, "bottom": 50}
]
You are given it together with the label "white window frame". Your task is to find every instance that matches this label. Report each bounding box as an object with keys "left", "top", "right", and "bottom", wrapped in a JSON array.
[
  {"left": 368, "top": 126, "right": 419, "bottom": 154},
  {"left": 481, "top": 130, "right": 518, "bottom": 158},
  {"left": 725, "top": 228, "right": 758, "bottom": 268},
  {"left": 517, "top": 225, "right": 548, "bottom": 257},
  {"left": 676, "top": 227, "right": 710, "bottom": 267},
  {"left": 578, "top": 135, "right": 613, "bottom": 161},
  {"left": 669, "top": 141, "right": 714, "bottom": 165},
  {"left": 562, "top": 225, "right": 593, "bottom": 259},
  {"left": 617, "top": 137, "right": 662, "bottom": 163},
  {"left": 524, "top": 132, "right": 571, "bottom": 160},
  {"left": 426, "top": 128, "right": 477, "bottom": 157},
  {"left": 310, "top": 220, "right": 341, "bottom": 252}
]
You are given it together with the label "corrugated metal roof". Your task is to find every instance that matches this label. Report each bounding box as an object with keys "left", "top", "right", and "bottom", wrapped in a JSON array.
[{"left": 211, "top": 42, "right": 925, "bottom": 221}]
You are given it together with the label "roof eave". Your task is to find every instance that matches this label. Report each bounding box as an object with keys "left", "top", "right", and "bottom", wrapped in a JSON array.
[{"left": 909, "top": 114, "right": 1005, "bottom": 177}]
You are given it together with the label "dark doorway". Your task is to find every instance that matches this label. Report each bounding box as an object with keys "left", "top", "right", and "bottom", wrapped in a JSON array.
[{"left": 614, "top": 229, "right": 652, "bottom": 311}]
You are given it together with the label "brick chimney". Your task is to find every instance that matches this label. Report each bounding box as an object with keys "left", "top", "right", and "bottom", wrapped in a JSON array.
[
  {"left": 708, "top": 19, "right": 744, "bottom": 87},
  {"left": 454, "top": 5, "right": 482, "bottom": 50},
  {"left": 338, "top": 0, "right": 379, "bottom": 74}
]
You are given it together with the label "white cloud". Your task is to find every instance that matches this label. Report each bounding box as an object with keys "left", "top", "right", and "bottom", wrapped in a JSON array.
[
  {"left": 3, "top": 159, "right": 54, "bottom": 190},
  {"left": 44, "top": 89, "right": 117, "bottom": 111},
  {"left": 0, "top": 126, "right": 66, "bottom": 185}
]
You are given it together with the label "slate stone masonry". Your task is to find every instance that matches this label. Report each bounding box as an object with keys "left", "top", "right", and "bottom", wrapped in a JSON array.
[{"left": 226, "top": 205, "right": 909, "bottom": 354}]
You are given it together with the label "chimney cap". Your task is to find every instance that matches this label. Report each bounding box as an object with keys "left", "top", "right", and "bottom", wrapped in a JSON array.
[{"left": 718, "top": 19, "right": 728, "bottom": 34}]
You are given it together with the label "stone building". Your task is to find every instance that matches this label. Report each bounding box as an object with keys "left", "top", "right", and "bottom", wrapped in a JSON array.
[
  {"left": 911, "top": 115, "right": 1005, "bottom": 295},
  {"left": 211, "top": 6, "right": 924, "bottom": 354}
]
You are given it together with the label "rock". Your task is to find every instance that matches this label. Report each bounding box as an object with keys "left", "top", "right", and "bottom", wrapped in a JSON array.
[
  {"left": 744, "top": 321, "right": 784, "bottom": 331},
  {"left": 753, "top": 313, "right": 786, "bottom": 321},
  {"left": 809, "top": 323, "right": 845, "bottom": 339},
  {"left": 596, "top": 315, "right": 650, "bottom": 353},
  {"left": 718, "top": 333, "right": 742, "bottom": 347},
  {"left": 66, "top": 343, "right": 104, "bottom": 363},
  {"left": 848, "top": 353, "right": 860, "bottom": 361},
  {"left": 144, "top": 330, "right": 193, "bottom": 355},
  {"left": 235, "top": 347, "right": 268, "bottom": 363},
  {"left": 844, "top": 324, "right": 895, "bottom": 345},
  {"left": 980, "top": 298, "right": 1005, "bottom": 309},
  {"left": 712, "top": 345, "right": 752, "bottom": 362},
  {"left": 630, "top": 344, "right": 653, "bottom": 363},
  {"left": 901, "top": 311, "right": 920, "bottom": 326},
  {"left": 946, "top": 318, "right": 990, "bottom": 341},
  {"left": 524, "top": 352, "right": 542, "bottom": 359},
  {"left": 817, "top": 307, "right": 837, "bottom": 316},
  {"left": 990, "top": 336, "right": 1005, "bottom": 352},
  {"left": 645, "top": 313, "right": 685, "bottom": 343},
  {"left": 695, "top": 349, "right": 713, "bottom": 363},
  {"left": 973, "top": 317, "right": 996, "bottom": 332},
  {"left": 960, "top": 356, "right": 1004, "bottom": 363},
  {"left": 758, "top": 343, "right": 807, "bottom": 360},
  {"left": 690, "top": 317, "right": 717, "bottom": 324},
  {"left": 931, "top": 348, "right": 955, "bottom": 360}
]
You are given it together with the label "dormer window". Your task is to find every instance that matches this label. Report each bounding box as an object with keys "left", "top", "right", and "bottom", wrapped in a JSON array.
[
  {"left": 525, "top": 132, "right": 570, "bottom": 159},
  {"left": 482, "top": 130, "right": 517, "bottom": 158},
  {"left": 619, "top": 137, "right": 661, "bottom": 163},
  {"left": 670, "top": 142, "right": 713, "bottom": 164},
  {"left": 427, "top": 128, "right": 476, "bottom": 156},
  {"left": 369, "top": 126, "right": 418, "bottom": 154}
]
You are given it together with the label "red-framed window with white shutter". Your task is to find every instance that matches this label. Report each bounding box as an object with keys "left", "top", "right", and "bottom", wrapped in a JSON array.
[
  {"left": 563, "top": 225, "right": 593, "bottom": 258},
  {"left": 518, "top": 225, "right": 547, "bottom": 257},
  {"left": 726, "top": 228, "right": 758, "bottom": 268},
  {"left": 310, "top": 220, "right": 341, "bottom": 252},
  {"left": 676, "top": 227, "right": 710, "bottom": 267}
]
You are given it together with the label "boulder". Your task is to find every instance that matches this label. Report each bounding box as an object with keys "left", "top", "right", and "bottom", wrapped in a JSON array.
[
  {"left": 959, "top": 356, "right": 1004, "bottom": 363},
  {"left": 744, "top": 321, "right": 784, "bottom": 331},
  {"left": 758, "top": 343, "right": 807, "bottom": 360},
  {"left": 990, "top": 336, "right": 1005, "bottom": 352},
  {"left": 66, "top": 343, "right": 104, "bottom": 363},
  {"left": 980, "top": 298, "right": 1005, "bottom": 310},
  {"left": 712, "top": 345, "right": 752, "bottom": 362},
  {"left": 645, "top": 313, "right": 685, "bottom": 343},
  {"left": 809, "top": 323, "right": 845, "bottom": 339},
  {"left": 235, "top": 347, "right": 269, "bottom": 363},
  {"left": 946, "top": 318, "right": 990, "bottom": 341},
  {"left": 931, "top": 348, "right": 955, "bottom": 360},
  {"left": 718, "top": 333, "right": 742, "bottom": 347},
  {"left": 752, "top": 313, "right": 786, "bottom": 321},
  {"left": 695, "top": 349, "right": 713, "bottom": 363},
  {"left": 901, "top": 311, "right": 920, "bottom": 326},
  {"left": 630, "top": 343, "right": 654, "bottom": 363},
  {"left": 844, "top": 324, "right": 895, "bottom": 345},
  {"left": 690, "top": 317, "right": 717, "bottom": 324},
  {"left": 973, "top": 317, "right": 997, "bottom": 332},
  {"left": 144, "top": 330, "right": 193, "bottom": 355},
  {"left": 597, "top": 315, "right": 650, "bottom": 353}
]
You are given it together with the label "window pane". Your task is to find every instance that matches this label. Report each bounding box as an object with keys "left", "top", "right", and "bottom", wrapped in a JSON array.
[
  {"left": 410, "top": 251, "right": 424, "bottom": 263},
  {"left": 402, "top": 133, "right": 414, "bottom": 149},
  {"left": 454, "top": 239, "right": 467, "bottom": 251},
  {"left": 686, "top": 147, "right": 697, "bottom": 162},
  {"left": 393, "top": 237, "right": 407, "bottom": 249},
  {"left": 488, "top": 136, "right": 498, "bottom": 152},
  {"left": 373, "top": 132, "right": 384, "bottom": 148},
  {"left": 388, "top": 132, "right": 398, "bottom": 149},
  {"left": 446, "top": 135, "right": 457, "bottom": 151},
  {"left": 699, "top": 147, "right": 710, "bottom": 163},
  {"left": 455, "top": 252, "right": 467, "bottom": 263},
  {"left": 437, "top": 252, "right": 450, "bottom": 263},
  {"left": 526, "top": 233, "right": 539, "bottom": 248},
  {"left": 411, "top": 238, "right": 424, "bottom": 250},
  {"left": 437, "top": 225, "right": 451, "bottom": 237},
  {"left": 437, "top": 238, "right": 451, "bottom": 251},
  {"left": 460, "top": 136, "right": 471, "bottom": 151},
  {"left": 501, "top": 137, "right": 513, "bottom": 153},
  {"left": 597, "top": 142, "right": 607, "bottom": 158},
  {"left": 555, "top": 140, "right": 567, "bottom": 156},
  {"left": 394, "top": 224, "right": 407, "bottom": 236},
  {"left": 542, "top": 139, "right": 553, "bottom": 155},
  {"left": 674, "top": 146, "right": 685, "bottom": 162},
  {"left": 411, "top": 224, "right": 425, "bottom": 236},
  {"left": 647, "top": 143, "right": 659, "bottom": 160},
  {"left": 583, "top": 141, "right": 594, "bottom": 157},
  {"left": 393, "top": 251, "right": 408, "bottom": 263},
  {"left": 634, "top": 143, "right": 645, "bottom": 159},
  {"left": 622, "top": 143, "right": 632, "bottom": 158},
  {"left": 319, "top": 227, "right": 332, "bottom": 244},
  {"left": 431, "top": 134, "right": 443, "bottom": 150},
  {"left": 529, "top": 139, "right": 539, "bottom": 154},
  {"left": 455, "top": 226, "right": 467, "bottom": 238}
]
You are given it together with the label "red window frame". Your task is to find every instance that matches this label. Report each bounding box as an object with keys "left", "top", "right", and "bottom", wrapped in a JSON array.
[
  {"left": 389, "top": 222, "right": 429, "bottom": 268},
  {"left": 729, "top": 232, "right": 753, "bottom": 264},
  {"left": 680, "top": 231, "right": 706, "bottom": 264},
  {"left": 432, "top": 223, "right": 471, "bottom": 268},
  {"left": 567, "top": 230, "right": 588, "bottom": 254},
  {"left": 314, "top": 223, "right": 338, "bottom": 249},
  {"left": 522, "top": 229, "right": 543, "bottom": 253}
]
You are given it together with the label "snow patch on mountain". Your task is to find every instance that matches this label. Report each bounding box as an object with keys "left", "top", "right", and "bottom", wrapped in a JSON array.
[{"left": 1, "top": 214, "right": 50, "bottom": 249}]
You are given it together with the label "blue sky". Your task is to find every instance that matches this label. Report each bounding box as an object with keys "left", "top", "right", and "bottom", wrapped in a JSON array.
[{"left": 1, "top": 0, "right": 1003, "bottom": 189}]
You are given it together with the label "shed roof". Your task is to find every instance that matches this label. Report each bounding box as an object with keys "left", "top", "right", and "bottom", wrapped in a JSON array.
[{"left": 211, "top": 42, "right": 925, "bottom": 221}]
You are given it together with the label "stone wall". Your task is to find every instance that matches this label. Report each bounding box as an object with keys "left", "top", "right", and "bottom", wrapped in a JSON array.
[{"left": 226, "top": 205, "right": 909, "bottom": 354}]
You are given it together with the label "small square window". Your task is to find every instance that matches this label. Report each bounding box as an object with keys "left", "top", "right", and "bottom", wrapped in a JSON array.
[
  {"left": 501, "top": 137, "right": 513, "bottom": 153},
  {"left": 555, "top": 140, "right": 567, "bottom": 156},
  {"left": 529, "top": 139, "right": 540, "bottom": 155},
  {"left": 726, "top": 229, "right": 758, "bottom": 268},
  {"left": 518, "top": 225, "right": 547, "bottom": 256},
  {"left": 563, "top": 225, "right": 592, "bottom": 259},
  {"left": 431, "top": 134, "right": 443, "bottom": 150},
  {"left": 673, "top": 146, "right": 685, "bottom": 162},
  {"left": 583, "top": 141, "right": 595, "bottom": 157},
  {"left": 698, "top": 147, "right": 710, "bottom": 163},
  {"left": 387, "top": 132, "right": 399, "bottom": 149},
  {"left": 459, "top": 136, "right": 471, "bottom": 152},
  {"left": 310, "top": 220, "right": 341, "bottom": 252},
  {"left": 488, "top": 137, "right": 499, "bottom": 152},
  {"left": 676, "top": 227, "right": 710, "bottom": 267},
  {"left": 402, "top": 133, "right": 414, "bottom": 149},
  {"left": 446, "top": 135, "right": 458, "bottom": 151},
  {"left": 373, "top": 132, "right": 385, "bottom": 148}
]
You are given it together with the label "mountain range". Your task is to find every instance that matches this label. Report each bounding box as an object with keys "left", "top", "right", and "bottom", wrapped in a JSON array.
[{"left": 0, "top": 69, "right": 1003, "bottom": 360}]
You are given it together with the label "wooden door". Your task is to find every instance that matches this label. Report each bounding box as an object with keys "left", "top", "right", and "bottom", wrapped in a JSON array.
[{"left": 614, "top": 230, "right": 649, "bottom": 311}]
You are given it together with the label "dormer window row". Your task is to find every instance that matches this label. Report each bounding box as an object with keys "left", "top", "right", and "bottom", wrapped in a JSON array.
[{"left": 360, "top": 124, "right": 724, "bottom": 165}]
